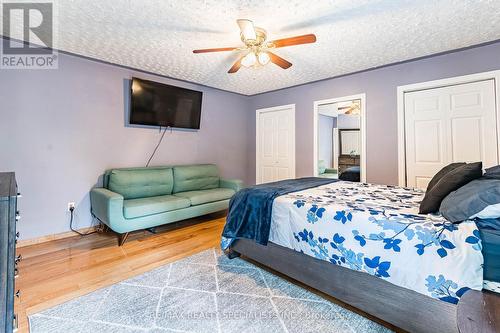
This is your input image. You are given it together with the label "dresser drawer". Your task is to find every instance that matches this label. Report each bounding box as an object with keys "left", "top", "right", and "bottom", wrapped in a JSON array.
[{"left": 339, "top": 155, "right": 360, "bottom": 164}]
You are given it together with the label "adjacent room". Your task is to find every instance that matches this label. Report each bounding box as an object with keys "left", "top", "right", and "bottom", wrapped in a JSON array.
[
  {"left": 1, "top": 1, "right": 499, "bottom": 332},
  {"left": 315, "top": 98, "right": 364, "bottom": 182}
]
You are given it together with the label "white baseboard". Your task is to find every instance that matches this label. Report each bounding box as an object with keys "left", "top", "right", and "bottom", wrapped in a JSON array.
[{"left": 16, "top": 226, "right": 98, "bottom": 248}]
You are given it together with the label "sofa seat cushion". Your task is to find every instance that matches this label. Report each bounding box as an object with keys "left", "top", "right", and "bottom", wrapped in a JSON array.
[
  {"left": 123, "top": 195, "right": 190, "bottom": 219},
  {"left": 173, "top": 188, "right": 235, "bottom": 206},
  {"left": 108, "top": 168, "right": 174, "bottom": 199}
]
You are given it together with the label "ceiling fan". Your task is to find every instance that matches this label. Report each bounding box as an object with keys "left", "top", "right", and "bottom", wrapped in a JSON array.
[{"left": 193, "top": 19, "right": 316, "bottom": 73}]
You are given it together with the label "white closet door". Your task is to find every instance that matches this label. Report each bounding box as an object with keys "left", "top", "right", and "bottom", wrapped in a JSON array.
[
  {"left": 257, "top": 106, "right": 295, "bottom": 184},
  {"left": 405, "top": 79, "right": 498, "bottom": 189},
  {"left": 259, "top": 111, "right": 277, "bottom": 183}
]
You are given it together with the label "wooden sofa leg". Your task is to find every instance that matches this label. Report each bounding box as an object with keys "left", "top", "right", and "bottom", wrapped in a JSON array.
[{"left": 118, "top": 232, "right": 129, "bottom": 246}]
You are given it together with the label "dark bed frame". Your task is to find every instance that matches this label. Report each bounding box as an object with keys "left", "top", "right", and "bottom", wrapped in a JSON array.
[{"left": 232, "top": 239, "right": 459, "bottom": 333}]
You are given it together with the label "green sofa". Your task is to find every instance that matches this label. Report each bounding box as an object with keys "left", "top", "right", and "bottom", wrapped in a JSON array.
[
  {"left": 317, "top": 160, "right": 338, "bottom": 179},
  {"left": 90, "top": 164, "right": 243, "bottom": 245}
]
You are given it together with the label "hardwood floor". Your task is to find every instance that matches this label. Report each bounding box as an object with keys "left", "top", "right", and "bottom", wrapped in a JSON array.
[
  {"left": 15, "top": 212, "right": 399, "bottom": 333},
  {"left": 15, "top": 212, "right": 227, "bottom": 333}
]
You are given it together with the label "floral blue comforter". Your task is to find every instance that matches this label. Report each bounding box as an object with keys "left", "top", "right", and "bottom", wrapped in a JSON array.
[{"left": 268, "top": 182, "right": 484, "bottom": 304}]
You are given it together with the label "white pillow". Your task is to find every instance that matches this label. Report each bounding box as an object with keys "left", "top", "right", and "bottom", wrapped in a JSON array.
[{"left": 470, "top": 203, "right": 500, "bottom": 219}]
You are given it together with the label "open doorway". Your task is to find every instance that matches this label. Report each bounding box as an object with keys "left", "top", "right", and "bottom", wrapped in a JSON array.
[{"left": 313, "top": 94, "right": 366, "bottom": 182}]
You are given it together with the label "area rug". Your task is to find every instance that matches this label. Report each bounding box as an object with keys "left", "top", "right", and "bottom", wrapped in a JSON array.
[{"left": 29, "top": 248, "right": 392, "bottom": 333}]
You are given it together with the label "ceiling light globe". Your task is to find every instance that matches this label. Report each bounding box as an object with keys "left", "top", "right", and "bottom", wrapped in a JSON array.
[
  {"left": 241, "top": 52, "right": 257, "bottom": 67},
  {"left": 258, "top": 52, "right": 270, "bottom": 65}
]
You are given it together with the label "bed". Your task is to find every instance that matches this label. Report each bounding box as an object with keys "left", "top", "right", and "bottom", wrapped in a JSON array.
[
  {"left": 339, "top": 166, "right": 360, "bottom": 182},
  {"left": 222, "top": 178, "right": 498, "bottom": 333}
]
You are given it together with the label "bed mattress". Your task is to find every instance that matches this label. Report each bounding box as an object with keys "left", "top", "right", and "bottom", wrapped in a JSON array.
[{"left": 268, "top": 181, "right": 484, "bottom": 304}]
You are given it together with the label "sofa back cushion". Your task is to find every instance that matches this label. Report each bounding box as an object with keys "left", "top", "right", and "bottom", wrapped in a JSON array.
[
  {"left": 108, "top": 168, "right": 173, "bottom": 199},
  {"left": 173, "top": 164, "right": 219, "bottom": 193}
]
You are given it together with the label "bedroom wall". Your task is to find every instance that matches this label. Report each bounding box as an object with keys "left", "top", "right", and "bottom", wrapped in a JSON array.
[
  {"left": 0, "top": 48, "right": 252, "bottom": 240},
  {"left": 248, "top": 41, "right": 500, "bottom": 185}
]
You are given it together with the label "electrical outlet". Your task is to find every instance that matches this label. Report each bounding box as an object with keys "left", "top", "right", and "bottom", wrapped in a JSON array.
[{"left": 68, "top": 202, "right": 75, "bottom": 211}]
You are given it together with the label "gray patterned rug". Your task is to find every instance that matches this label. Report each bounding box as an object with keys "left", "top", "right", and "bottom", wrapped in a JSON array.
[{"left": 29, "top": 248, "right": 392, "bottom": 333}]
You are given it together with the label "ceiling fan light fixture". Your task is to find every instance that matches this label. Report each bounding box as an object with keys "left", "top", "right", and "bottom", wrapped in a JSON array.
[
  {"left": 193, "top": 19, "right": 317, "bottom": 74},
  {"left": 241, "top": 52, "right": 257, "bottom": 67},
  {"left": 258, "top": 52, "right": 270, "bottom": 65},
  {"left": 237, "top": 19, "right": 257, "bottom": 41}
]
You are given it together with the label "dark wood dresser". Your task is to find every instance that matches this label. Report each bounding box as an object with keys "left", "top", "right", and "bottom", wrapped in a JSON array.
[
  {"left": 0, "top": 173, "right": 19, "bottom": 332},
  {"left": 338, "top": 154, "right": 360, "bottom": 174}
]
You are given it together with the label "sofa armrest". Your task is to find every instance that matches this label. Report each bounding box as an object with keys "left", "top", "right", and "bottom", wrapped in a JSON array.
[
  {"left": 219, "top": 179, "right": 244, "bottom": 192},
  {"left": 324, "top": 168, "right": 337, "bottom": 174},
  {"left": 90, "top": 188, "right": 125, "bottom": 229}
]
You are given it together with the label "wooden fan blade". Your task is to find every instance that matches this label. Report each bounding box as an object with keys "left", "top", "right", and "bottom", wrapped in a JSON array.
[
  {"left": 268, "top": 52, "right": 292, "bottom": 69},
  {"left": 269, "top": 34, "right": 316, "bottom": 48},
  {"left": 228, "top": 57, "right": 243, "bottom": 73},
  {"left": 193, "top": 47, "right": 238, "bottom": 53}
]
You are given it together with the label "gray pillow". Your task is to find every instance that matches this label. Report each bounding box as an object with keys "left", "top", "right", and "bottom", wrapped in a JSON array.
[
  {"left": 484, "top": 165, "right": 500, "bottom": 179},
  {"left": 419, "top": 162, "right": 483, "bottom": 214},
  {"left": 440, "top": 178, "right": 500, "bottom": 222}
]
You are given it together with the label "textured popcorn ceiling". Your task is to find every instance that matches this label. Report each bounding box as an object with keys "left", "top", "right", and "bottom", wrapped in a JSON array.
[{"left": 3, "top": 0, "right": 500, "bottom": 95}]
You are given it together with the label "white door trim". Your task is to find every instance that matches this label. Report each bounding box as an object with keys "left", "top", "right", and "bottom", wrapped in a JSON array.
[
  {"left": 397, "top": 70, "right": 500, "bottom": 186},
  {"left": 256, "top": 104, "right": 296, "bottom": 184},
  {"left": 313, "top": 94, "right": 367, "bottom": 183}
]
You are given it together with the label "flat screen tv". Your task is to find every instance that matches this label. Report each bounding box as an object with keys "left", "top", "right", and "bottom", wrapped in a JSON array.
[{"left": 129, "top": 77, "right": 203, "bottom": 129}]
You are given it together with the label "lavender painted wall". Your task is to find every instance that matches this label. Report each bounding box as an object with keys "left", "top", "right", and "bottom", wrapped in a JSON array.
[
  {"left": 249, "top": 41, "right": 500, "bottom": 185},
  {"left": 0, "top": 50, "right": 252, "bottom": 240}
]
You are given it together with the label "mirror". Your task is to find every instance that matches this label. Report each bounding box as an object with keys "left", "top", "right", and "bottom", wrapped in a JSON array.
[{"left": 316, "top": 98, "right": 363, "bottom": 182}]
